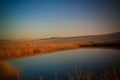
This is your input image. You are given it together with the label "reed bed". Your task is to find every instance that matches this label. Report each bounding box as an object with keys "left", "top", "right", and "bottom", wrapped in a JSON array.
[
  {"left": 40, "top": 67, "right": 119, "bottom": 80},
  {"left": 0, "top": 41, "right": 119, "bottom": 60}
]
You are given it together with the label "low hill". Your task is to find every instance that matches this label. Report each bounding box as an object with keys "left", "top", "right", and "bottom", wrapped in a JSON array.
[
  {"left": 0, "top": 32, "right": 120, "bottom": 60},
  {"left": 29, "top": 32, "right": 120, "bottom": 44},
  {"left": 0, "top": 32, "right": 120, "bottom": 45}
]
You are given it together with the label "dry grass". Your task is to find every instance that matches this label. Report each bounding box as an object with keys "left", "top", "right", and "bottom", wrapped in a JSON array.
[
  {"left": 0, "top": 42, "right": 79, "bottom": 60},
  {"left": 0, "top": 41, "right": 119, "bottom": 60}
]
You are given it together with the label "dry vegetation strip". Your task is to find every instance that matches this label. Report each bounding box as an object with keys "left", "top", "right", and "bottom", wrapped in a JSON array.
[{"left": 0, "top": 41, "right": 120, "bottom": 60}]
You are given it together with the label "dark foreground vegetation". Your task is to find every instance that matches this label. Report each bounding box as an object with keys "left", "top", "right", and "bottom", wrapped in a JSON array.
[
  {"left": 0, "top": 61, "right": 20, "bottom": 80},
  {"left": 0, "top": 61, "right": 119, "bottom": 80},
  {"left": 40, "top": 67, "right": 120, "bottom": 80}
]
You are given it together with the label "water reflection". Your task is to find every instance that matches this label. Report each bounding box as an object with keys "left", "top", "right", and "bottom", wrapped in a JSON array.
[{"left": 10, "top": 49, "right": 120, "bottom": 80}]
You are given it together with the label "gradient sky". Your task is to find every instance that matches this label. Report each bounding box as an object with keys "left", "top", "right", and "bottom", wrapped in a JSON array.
[{"left": 0, "top": 0, "right": 120, "bottom": 39}]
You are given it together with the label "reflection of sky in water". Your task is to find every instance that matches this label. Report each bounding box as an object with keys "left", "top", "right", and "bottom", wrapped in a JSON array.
[{"left": 10, "top": 49, "right": 120, "bottom": 80}]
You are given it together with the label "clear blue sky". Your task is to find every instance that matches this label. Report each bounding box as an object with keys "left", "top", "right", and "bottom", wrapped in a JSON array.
[{"left": 0, "top": 0, "right": 120, "bottom": 39}]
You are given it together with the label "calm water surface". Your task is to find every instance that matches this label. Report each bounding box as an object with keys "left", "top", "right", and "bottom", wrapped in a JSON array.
[{"left": 10, "top": 48, "right": 120, "bottom": 80}]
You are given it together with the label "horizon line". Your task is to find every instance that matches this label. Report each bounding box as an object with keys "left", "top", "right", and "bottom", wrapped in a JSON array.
[{"left": 0, "top": 31, "right": 119, "bottom": 40}]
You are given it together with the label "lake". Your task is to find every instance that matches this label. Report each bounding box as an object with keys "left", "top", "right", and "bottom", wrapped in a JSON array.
[{"left": 10, "top": 48, "right": 120, "bottom": 80}]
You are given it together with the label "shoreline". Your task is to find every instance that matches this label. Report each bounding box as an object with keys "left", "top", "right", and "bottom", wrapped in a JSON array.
[{"left": 0, "top": 41, "right": 120, "bottom": 60}]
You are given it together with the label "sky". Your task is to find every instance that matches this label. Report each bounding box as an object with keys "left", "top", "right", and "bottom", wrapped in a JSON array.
[{"left": 0, "top": 0, "right": 120, "bottom": 39}]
